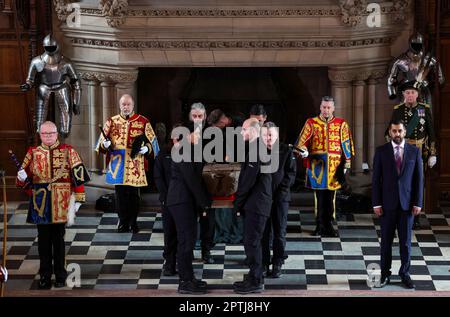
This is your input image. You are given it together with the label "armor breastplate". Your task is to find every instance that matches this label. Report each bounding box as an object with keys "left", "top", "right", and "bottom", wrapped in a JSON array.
[{"left": 35, "top": 53, "right": 68, "bottom": 86}]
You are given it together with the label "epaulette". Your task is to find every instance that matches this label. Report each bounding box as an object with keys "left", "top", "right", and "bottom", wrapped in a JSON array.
[
  {"left": 419, "top": 102, "right": 430, "bottom": 109},
  {"left": 393, "top": 103, "right": 403, "bottom": 110}
]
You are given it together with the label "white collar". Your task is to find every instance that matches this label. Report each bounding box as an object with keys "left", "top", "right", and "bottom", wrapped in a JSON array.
[{"left": 391, "top": 139, "right": 405, "bottom": 150}]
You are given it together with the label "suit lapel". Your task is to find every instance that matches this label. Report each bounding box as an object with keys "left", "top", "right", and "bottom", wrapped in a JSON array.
[{"left": 400, "top": 143, "right": 409, "bottom": 176}]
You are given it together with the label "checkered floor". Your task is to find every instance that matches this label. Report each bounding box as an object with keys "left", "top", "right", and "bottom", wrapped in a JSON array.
[{"left": 1, "top": 202, "right": 450, "bottom": 293}]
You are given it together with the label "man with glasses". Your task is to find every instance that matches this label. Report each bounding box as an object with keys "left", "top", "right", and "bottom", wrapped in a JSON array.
[{"left": 16, "top": 121, "right": 90, "bottom": 289}]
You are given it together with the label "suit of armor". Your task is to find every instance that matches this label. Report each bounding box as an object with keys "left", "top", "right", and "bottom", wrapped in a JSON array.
[
  {"left": 387, "top": 32, "right": 445, "bottom": 107},
  {"left": 21, "top": 34, "right": 81, "bottom": 137}
]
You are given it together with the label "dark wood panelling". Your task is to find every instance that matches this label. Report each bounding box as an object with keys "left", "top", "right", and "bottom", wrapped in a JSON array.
[{"left": 0, "top": 1, "right": 51, "bottom": 200}]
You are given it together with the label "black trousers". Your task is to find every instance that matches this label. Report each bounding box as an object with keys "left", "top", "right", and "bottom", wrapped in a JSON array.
[
  {"left": 243, "top": 211, "right": 269, "bottom": 281},
  {"left": 168, "top": 203, "right": 197, "bottom": 281},
  {"left": 37, "top": 223, "right": 66, "bottom": 281},
  {"left": 115, "top": 185, "right": 140, "bottom": 227},
  {"left": 262, "top": 200, "right": 289, "bottom": 266},
  {"left": 161, "top": 205, "right": 177, "bottom": 268},
  {"left": 314, "top": 190, "right": 336, "bottom": 227},
  {"left": 199, "top": 208, "right": 215, "bottom": 252}
]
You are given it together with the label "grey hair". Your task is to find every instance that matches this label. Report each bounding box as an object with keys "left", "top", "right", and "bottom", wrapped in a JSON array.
[
  {"left": 262, "top": 121, "right": 277, "bottom": 129},
  {"left": 190, "top": 102, "right": 206, "bottom": 113}
]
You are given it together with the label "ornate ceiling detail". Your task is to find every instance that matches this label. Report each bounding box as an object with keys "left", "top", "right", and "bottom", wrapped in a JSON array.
[
  {"left": 78, "top": 70, "right": 138, "bottom": 83},
  {"left": 339, "top": 0, "right": 367, "bottom": 27},
  {"left": 98, "top": 0, "right": 129, "bottom": 27},
  {"left": 71, "top": 37, "right": 393, "bottom": 49}
]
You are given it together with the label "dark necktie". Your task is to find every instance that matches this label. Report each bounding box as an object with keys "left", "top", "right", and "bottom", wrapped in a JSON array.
[{"left": 395, "top": 145, "right": 402, "bottom": 174}]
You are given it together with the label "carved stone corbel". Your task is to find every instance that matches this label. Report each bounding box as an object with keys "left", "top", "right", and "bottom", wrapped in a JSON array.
[
  {"left": 392, "top": 0, "right": 410, "bottom": 22},
  {"left": 339, "top": 0, "right": 367, "bottom": 27},
  {"left": 53, "top": 0, "right": 69, "bottom": 21},
  {"left": 99, "top": 0, "right": 129, "bottom": 27}
]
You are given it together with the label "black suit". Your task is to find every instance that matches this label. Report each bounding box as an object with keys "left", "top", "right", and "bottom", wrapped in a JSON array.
[
  {"left": 166, "top": 155, "right": 211, "bottom": 281},
  {"left": 262, "top": 144, "right": 297, "bottom": 267},
  {"left": 234, "top": 139, "right": 272, "bottom": 282},
  {"left": 154, "top": 146, "right": 177, "bottom": 270}
]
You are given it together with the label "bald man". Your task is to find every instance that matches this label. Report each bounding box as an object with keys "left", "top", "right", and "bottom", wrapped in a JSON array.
[
  {"left": 17, "top": 121, "right": 90, "bottom": 289},
  {"left": 96, "top": 94, "right": 159, "bottom": 233},
  {"left": 233, "top": 118, "right": 273, "bottom": 294}
]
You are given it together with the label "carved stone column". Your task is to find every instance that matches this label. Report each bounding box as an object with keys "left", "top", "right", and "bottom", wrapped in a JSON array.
[
  {"left": 329, "top": 69, "right": 353, "bottom": 125},
  {"left": 352, "top": 78, "right": 367, "bottom": 172},
  {"left": 367, "top": 77, "right": 378, "bottom": 168},
  {"left": 100, "top": 82, "right": 116, "bottom": 124},
  {"left": 87, "top": 80, "right": 101, "bottom": 172}
]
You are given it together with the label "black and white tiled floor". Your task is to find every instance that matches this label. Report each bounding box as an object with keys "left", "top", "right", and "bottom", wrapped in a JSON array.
[{"left": 1, "top": 202, "right": 450, "bottom": 293}]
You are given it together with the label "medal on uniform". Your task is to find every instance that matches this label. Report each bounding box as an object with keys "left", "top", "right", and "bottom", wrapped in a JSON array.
[{"left": 419, "top": 118, "right": 425, "bottom": 125}]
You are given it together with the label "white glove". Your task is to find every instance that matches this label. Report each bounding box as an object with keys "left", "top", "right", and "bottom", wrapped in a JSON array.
[
  {"left": 0, "top": 265, "right": 8, "bottom": 283},
  {"left": 428, "top": 156, "right": 437, "bottom": 168},
  {"left": 139, "top": 146, "right": 149, "bottom": 155},
  {"left": 344, "top": 168, "right": 348, "bottom": 175},
  {"left": 17, "top": 169, "right": 27, "bottom": 182},
  {"left": 102, "top": 139, "right": 111, "bottom": 149},
  {"left": 300, "top": 149, "right": 309, "bottom": 158},
  {"left": 67, "top": 195, "right": 81, "bottom": 227}
]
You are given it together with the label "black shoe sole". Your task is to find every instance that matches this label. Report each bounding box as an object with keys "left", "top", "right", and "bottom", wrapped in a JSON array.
[
  {"left": 233, "top": 288, "right": 263, "bottom": 294},
  {"left": 178, "top": 289, "right": 207, "bottom": 295}
]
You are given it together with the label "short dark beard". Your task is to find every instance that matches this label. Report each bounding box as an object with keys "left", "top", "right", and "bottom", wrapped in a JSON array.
[{"left": 392, "top": 136, "right": 403, "bottom": 145}]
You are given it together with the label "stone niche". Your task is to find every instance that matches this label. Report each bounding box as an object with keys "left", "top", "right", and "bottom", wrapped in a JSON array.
[{"left": 52, "top": 0, "right": 414, "bottom": 200}]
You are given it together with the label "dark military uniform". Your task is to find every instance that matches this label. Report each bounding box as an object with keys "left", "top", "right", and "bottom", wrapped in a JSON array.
[{"left": 389, "top": 102, "right": 436, "bottom": 159}]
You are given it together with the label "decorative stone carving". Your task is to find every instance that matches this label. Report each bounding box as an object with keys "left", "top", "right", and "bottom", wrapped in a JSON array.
[
  {"left": 78, "top": 70, "right": 138, "bottom": 83},
  {"left": 71, "top": 37, "right": 393, "bottom": 49},
  {"left": 391, "top": 0, "right": 410, "bottom": 22},
  {"left": 98, "top": 0, "right": 128, "bottom": 27},
  {"left": 328, "top": 68, "right": 387, "bottom": 82},
  {"left": 53, "top": 0, "right": 69, "bottom": 21},
  {"left": 81, "top": 7, "right": 341, "bottom": 17},
  {"left": 339, "top": 0, "right": 367, "bottom": 27}
]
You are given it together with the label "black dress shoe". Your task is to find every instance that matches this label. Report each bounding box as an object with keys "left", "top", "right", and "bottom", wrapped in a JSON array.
[
  {"left": 322, "top": 226, "right": 338, "bottom": 238},
  {"left": 54, "top": 280, "right": 66, "bottom": 288},
  {"left": 162, "top": 265, "right": 177, "bottom": 276},
  {"left": 130, "top": 223, "right": 140, "bottom": 234},
  {"left": 375, "top": 275, "right": 390, "bottom": 288},
  {"left": 38, "top": 278, "right": 52, "bottom": 290},
  {"left": 193, "top": 278, "right": 208, "bottom": 289},
  {"left": 401, "top": 276, "right": 415, "bottom": 289},
  {"left": 233, "top": 278, "right": 264, "bottom": 294},
  {"left": 271, "top": 264, "right": 282, "bottom": 278},
  {"left": 412, "top": 219, "right": 421, "bottom": 230},
  {"left": 202, "top": 250, "right": 214, "bottom": 264},
  {"left": 178, "top": 280, "right": 207, "bottom": 295},
  {"left": 117, "top": 223, "right": 130, "bottom": 233},
  {"left": 311, "top": 225, "right": 322, "bottom": 236}
]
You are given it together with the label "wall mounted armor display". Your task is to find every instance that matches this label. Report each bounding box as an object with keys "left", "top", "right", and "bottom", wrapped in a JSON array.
[
  {"left": 20, "top": 34, "right": 81, "bottom": 138},
  {"left": 387, "top": 32, "right": 445, "bottom": 108}
]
